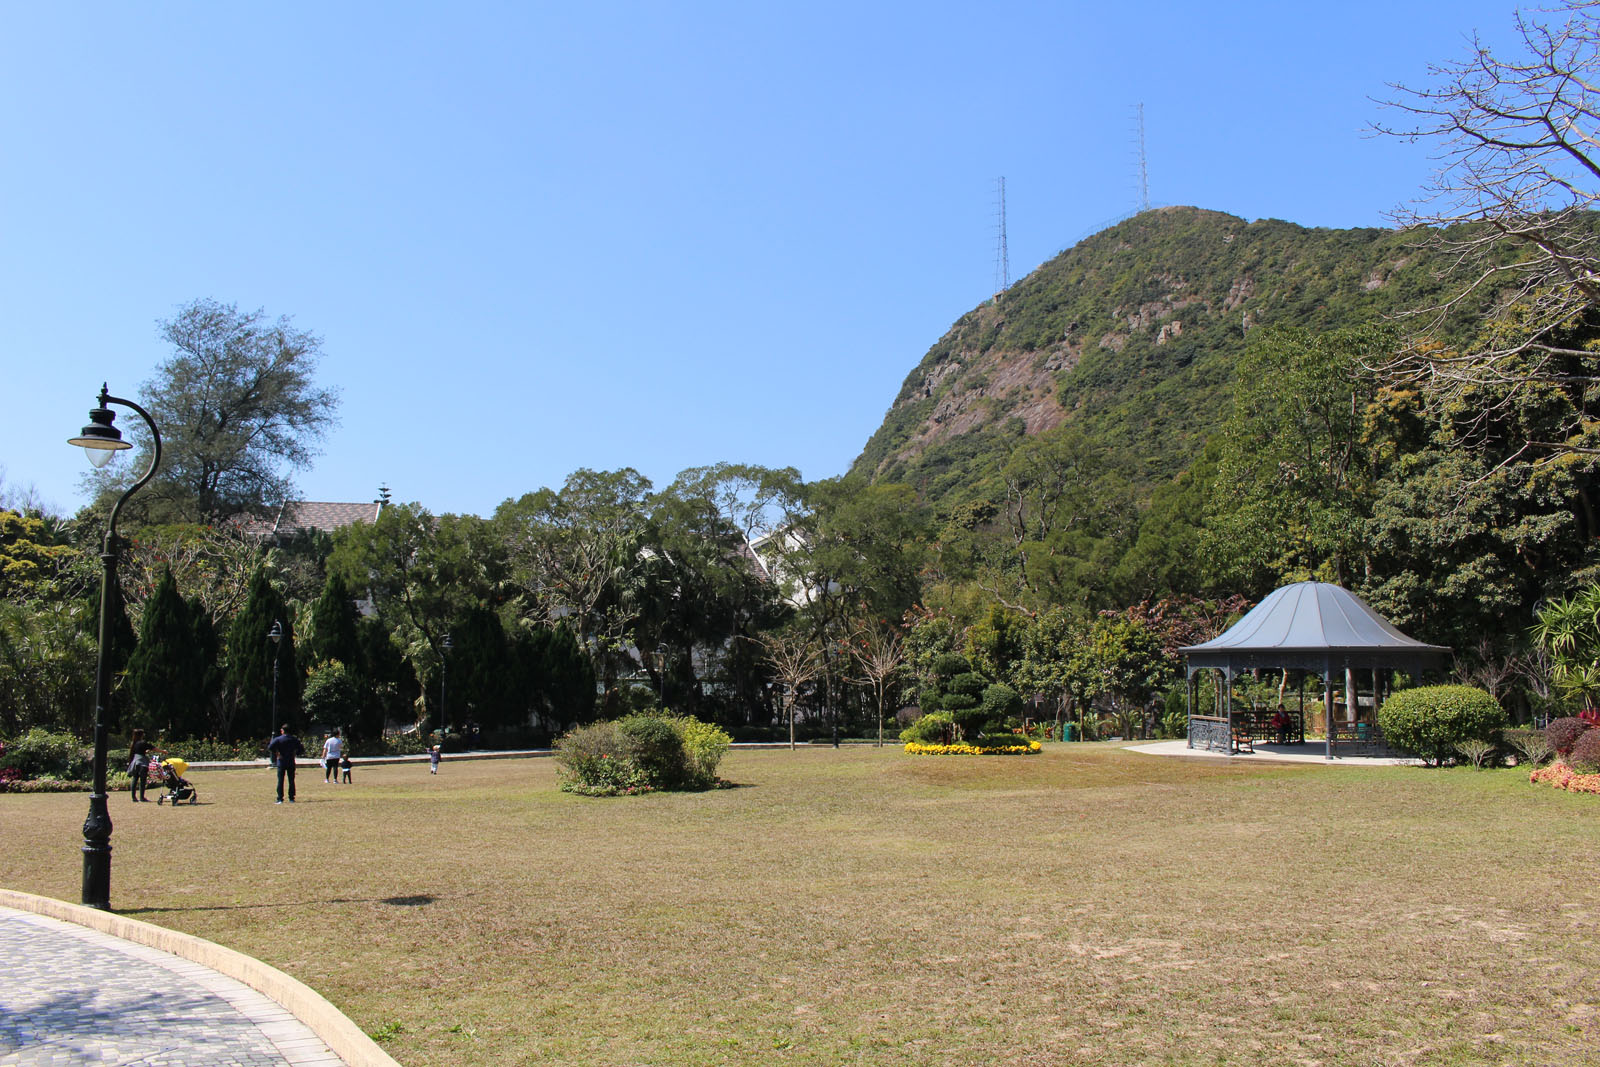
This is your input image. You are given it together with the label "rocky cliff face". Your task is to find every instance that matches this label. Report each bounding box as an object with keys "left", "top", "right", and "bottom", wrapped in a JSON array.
[{"left": 852, "top": 207, "right": 1461, "bottom": 504}]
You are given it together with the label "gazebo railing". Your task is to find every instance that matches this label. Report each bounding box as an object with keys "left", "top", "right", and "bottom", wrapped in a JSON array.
[{"left": 1188, "top": 714, "right": 1231, "bottom": 752}]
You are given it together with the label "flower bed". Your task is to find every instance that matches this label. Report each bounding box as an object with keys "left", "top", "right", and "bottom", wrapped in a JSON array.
[
  {"left": 1530, "top": 762, "right": 1600, "bottom": 795},
  {"left": 904, "top": 741, "right": 1042, "bottom": 756}
]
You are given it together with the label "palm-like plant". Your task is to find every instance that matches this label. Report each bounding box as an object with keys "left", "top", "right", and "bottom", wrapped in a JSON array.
[{"left": 1533, "top": 585, "right": 1600, "bottom": 708}]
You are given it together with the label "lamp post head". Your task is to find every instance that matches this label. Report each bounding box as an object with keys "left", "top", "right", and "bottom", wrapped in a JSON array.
[
  {"left": 67, "top": 384, "right": 131, "bottom": 469},
  {"left": 268, "top": 620, "right": 283, "bottom": 646},
  {"left": 441, "top": 633, "right": 453, "bottom": 653}
]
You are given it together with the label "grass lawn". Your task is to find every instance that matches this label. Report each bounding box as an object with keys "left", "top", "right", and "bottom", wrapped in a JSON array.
[{"left": 1, "top": 744, "right": 1597, "bottom": 1066}]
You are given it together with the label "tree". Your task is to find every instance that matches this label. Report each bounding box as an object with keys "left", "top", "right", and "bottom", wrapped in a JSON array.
[
  {"left": 761, "top": 630, "right": 822, "bottom": 749},
  {"left": 1203, "top": 326, "right": 1384, "bottom": 595},
  {"left": 307, "top": 572, "right": 363, "bottom": 673},
  {"left": 356, "top": 615, "right": 417, "bottom": 739},
  {"left": 850, "top": 624, "right": 905, "bottom": 747},
  {"left": 1533, "top": 583, "right": 1600, "bottom": 707},
  {"left": 1376, "top": 2, "right": 1600, "bottom": 455},
  {"left": 0, "top": 510, "right": 79, "bottom": 600},
  {"left": 1014, "top": 606, "right": 1088, "bottom": 735},
  {"left": 225, "top": 567, "right": 298, "bottom": 740},
  {"left": 328, "top": 502, "right": 503, "bottom": 695},
  {"left": 126, "top": 568, "right": 216, "bottom": 738},
  {"left": 83, "top": 299, "right": 339, "bottom": 523},
  {"left": 1067, "top": 616, "right": 1168, "bottom": 739}
]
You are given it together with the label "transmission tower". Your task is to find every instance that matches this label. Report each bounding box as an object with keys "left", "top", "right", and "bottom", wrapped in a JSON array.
[
  {"left": 994, "top": 176, "right": 1010, "bottom": 297},
  {"left": 1133, "top": 103, "right": 1150, "bottom": 212}
]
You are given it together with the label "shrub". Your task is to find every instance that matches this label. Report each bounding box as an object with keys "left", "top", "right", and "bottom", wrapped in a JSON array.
[
  {"left": 679, "top": 717, "right": 731, "bottom": 789},
  {"left": 1376, "top": 685, "right": 1507, "bottom": 767},
  {"left": 1505, "top": 728, "right": 1554, "bottom": 767},
  {"left": 1545, "top": 717, "right": 1592, "bottom": 757},
  {"left": 1454, "top": 739, "right": 1498, "bottom": 768},
  {"left": 617, "top": 714, "right": 686, "bottom": 789},
  {"left": 303, "top": 660, "right": 362, "bottom": 729},
  {"left": 980, "top": 683, "right": 1024, "bottom": 726},
  {"left": 555, "top": 715, "right": 729, "bottom": 796},
  {"left": 0, "top": 728, "right": 91, "bottom": 780},
  {"left": 1569, "top": 728, "right": 1600, "bottom": 775},
  {"left": 899, "top": 710, "right": 953, "bottom": 744}
]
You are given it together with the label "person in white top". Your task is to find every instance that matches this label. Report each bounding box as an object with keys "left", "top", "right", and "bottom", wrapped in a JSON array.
[{"left": 322, "top": 731, "right": 344, "bottom": 783}]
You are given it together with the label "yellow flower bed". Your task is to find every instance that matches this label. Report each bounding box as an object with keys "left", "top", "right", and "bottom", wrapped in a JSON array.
[{"left": 904, "top": 741, "right": 1042, "bottom": 756}]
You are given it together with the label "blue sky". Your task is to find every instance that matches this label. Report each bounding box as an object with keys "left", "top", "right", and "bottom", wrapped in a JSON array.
[{"left": 1, "top": 1, "right": 1525, "bottom": 518}]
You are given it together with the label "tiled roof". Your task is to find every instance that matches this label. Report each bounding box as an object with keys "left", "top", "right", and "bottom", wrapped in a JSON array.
[{"left": 276, "top": 501, "right": 382, "bottom": 535}]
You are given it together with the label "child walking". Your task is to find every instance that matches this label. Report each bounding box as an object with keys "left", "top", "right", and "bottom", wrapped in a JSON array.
[
  {"left": 340, "top": 752, "right": 353, "bottom": 783},
  {"left": 428, "top": 744, "right": 441, "bottom": 774}
]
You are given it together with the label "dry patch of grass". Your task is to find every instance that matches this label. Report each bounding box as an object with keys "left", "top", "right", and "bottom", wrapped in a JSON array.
[{"left": 2, "top": 745, "right": 1597, "bottom": 1066}]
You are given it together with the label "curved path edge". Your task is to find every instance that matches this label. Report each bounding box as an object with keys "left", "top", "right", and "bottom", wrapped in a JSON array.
[{"left": 0, "top": 887, "right": 401, "bottom": 1067}]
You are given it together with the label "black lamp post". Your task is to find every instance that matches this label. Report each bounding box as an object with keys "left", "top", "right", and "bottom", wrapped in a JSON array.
[
  {"left": 68, "top": 384, "right": 161, "bottom": 911},
  {"left": 654, "top": 644, "right": 667, "bottom": 705},
  {"left": 439, "top": 633, "right": 452, "bottom": 731},
  {"left": 267, "top": 621, "right": 283, "bottom": 724}
]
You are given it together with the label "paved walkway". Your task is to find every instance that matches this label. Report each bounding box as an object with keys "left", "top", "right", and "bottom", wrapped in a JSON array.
[
  {"left": 0, "top": 905, "right": 346, "bottom": 1067},
  {"left": 1124, "top": 738, "right": 1417, "bottom": 765}
]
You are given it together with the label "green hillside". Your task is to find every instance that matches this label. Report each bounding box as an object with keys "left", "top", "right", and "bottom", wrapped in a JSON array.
[{"left": 852, "top": 206, "right": 1479, "bottom": 506}]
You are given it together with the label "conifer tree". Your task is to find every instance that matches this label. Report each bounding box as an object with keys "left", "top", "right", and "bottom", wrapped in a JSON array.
[
  {"left": 126, "top": 568, "right": 213, "bottom": 738},
  {"left": 307, "top": 571, "right": 362, "bottom": 672},
  {"left": 225, "top": 567, "right": 298, "bottom": 740}
]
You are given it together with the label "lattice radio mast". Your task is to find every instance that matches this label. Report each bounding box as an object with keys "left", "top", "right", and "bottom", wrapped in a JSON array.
[
  {"left": 994, "top": 176, "right": 1010, "bottom": 297},
  {"left": 1134, "top": 103, "right": 1150, "bottom": 212}
]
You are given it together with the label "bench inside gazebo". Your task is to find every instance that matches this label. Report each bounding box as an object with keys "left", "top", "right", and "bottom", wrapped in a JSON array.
[{"left": 1179, "top": 582, "right": 1452, "bottom": 760}]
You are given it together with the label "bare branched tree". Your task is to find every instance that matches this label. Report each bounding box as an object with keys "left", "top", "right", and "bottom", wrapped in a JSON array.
[
  {"left": 850, "top": 625, "right": 905, "bottom": 747},
  {"left": 1375, "top": 1, "right": 1600, "bottom": 453},
  {"left": 760, "top": 630, "right": 821, "bottom": 750}
]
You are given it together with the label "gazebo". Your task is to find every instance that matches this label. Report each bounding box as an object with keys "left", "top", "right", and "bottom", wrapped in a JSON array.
[{"left": 1179, "top": 582, "right": 1452, "bottom": 760}]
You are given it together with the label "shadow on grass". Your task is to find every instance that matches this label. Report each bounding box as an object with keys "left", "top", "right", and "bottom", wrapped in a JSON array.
[{"left": 121, "top": 893, "right": 448, "bottom": 915}]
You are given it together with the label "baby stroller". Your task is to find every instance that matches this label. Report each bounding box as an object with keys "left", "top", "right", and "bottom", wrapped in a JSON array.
[{"left": 154, "top": 757, "right": 198, "bottom": 805}]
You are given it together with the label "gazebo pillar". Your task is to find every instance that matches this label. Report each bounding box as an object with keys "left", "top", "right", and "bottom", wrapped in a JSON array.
[{"left": 1324, "top": 659, "right": 1334, "bottom": 761}]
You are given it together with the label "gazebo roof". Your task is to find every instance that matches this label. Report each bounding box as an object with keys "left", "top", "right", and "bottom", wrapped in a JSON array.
[{"left": 1179, "top": 582, "right": 1451, "bottom": 675}]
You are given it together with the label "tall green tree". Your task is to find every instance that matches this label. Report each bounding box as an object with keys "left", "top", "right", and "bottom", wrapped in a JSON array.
[
  {"left": 307, "top": 572, "right": 363, "bottom": 672},
  {"left": 126, "top": 568, "right": 215, "bottom": 738},
  {"left": 82, "top": 299, "right": 340, "bottom": 524},
  {"left": 328, "top": 502, "right": 503, "bottom": 692},
  {"left": 225, "top": 567, "right": 298, "bottom": 740},
  {"left": 1203, "top": 326, "right": 1385, "bottom": 595}
]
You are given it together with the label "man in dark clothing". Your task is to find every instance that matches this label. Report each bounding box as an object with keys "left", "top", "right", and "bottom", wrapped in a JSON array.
[{"left": 268, "top": 724, "right": 305, "bottom": 804}]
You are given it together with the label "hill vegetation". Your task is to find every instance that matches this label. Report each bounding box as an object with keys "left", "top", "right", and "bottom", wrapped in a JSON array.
[{"left": 853, "top": 206, "right": 1484, "bottom": 506}]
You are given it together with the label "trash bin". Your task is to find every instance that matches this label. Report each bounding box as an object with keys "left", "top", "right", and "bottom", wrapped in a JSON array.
[{"left": 1063, "top": 723, "right": 1077, "bottom": 742}]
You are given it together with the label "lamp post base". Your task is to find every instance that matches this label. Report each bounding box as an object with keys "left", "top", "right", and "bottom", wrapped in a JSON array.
[{"left": 82, "top": 791, "right": 112, "bottom": 910}]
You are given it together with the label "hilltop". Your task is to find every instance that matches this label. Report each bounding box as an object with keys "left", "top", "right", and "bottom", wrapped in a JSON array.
[{"left": 851, "top": 206, "right": 1476, "bottom": 506}]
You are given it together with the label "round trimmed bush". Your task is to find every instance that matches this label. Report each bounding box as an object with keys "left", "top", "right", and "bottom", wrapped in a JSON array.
[
  {"left": 1545, "top": 717, "right": 1591, "bottom": 758},
  {"left": 900, "top": 710, "right": 953, "bottom": 745},
  {"left": 1376, "top": 685, "right": 1507, "bottom": 767},
  {"left": 1568, "top": 728, "right": 1600, "bottom": 774}
]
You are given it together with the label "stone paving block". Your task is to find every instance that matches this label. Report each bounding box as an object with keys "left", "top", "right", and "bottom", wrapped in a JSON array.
[{"left": 0, "top": 908, "right": 346, "bottom": 1067}]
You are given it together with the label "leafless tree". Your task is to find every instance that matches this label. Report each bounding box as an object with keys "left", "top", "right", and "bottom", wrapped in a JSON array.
[
  {"left": 1452, "top": 636, "right": 1522, "bottom": 699},
  {"left": 850, "top": 625, "right": 905, "bottom": 747},
  {"left": 760, "top": 630, "right": 822, "bottom": 750},
  {"left": 1374, "top": 1, "right": 1600, "bottom": 454}
]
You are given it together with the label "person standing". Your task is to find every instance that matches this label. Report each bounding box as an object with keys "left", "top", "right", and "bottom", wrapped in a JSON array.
[
  {"left": 127, "top": 728, "right": 160, "bottom": 802},
  {"left": 322, "top": 731, "right": 344, "bottom": 783},
  {"left": 268, "top": 724, "right": 305, "bottom": 804},
  {"left": 428, "top": 744, "right": 441, "bottom": 774}
]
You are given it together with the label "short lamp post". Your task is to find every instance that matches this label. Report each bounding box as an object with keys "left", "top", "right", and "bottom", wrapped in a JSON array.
[
  {"left": 439, "top": 633, "right": 453, "bottom": 732},
  {"left": 68, "top": 384, "right": 161, "bottom": 911},
  {"left": 267, "top": 621, "right": 283, "bottom": 724}
]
